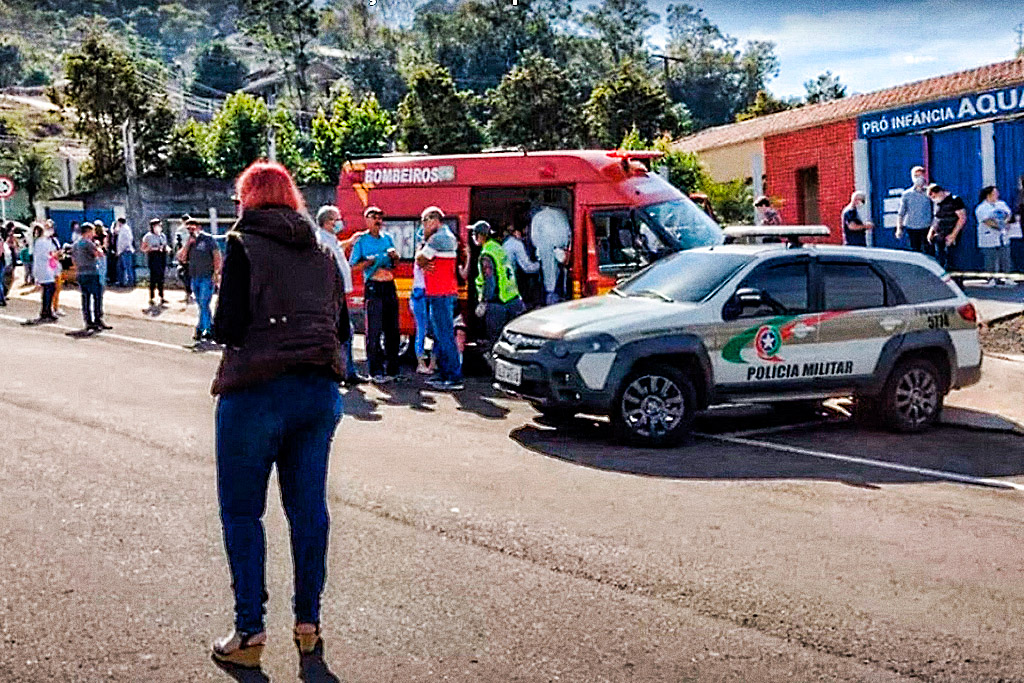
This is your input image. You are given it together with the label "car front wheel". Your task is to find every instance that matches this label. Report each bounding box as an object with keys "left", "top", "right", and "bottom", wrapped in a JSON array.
[
  {"left": 612, "top": 364, "right": 696, "bottom": 447},
  {"left": 881, "top": 358, "right": 944, "bottom": 433}
]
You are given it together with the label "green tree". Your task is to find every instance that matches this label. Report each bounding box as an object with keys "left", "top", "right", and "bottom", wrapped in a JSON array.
[
  {"left": 585, "top": 60, "right": 679, "bottom": 148},
  {"left": 64, "top": 36, "right": 149, "bottom": 187},
  {"left": 311, "top": 86, "right": 394, "bottom": 181},
  {"left": 0, "top": 42, "right": 25, "bottom": 88},
  {"left": 165, "top": 119, "right": 212, "bottom": 178},
  {"left": 239, "top": 0, "right": 321, "bottom": 112},
  {"left": 663, "top": 4, "right": 780, "bottom": 129},
  {"left": 397, "top": 62, "right": 484, "bottom": 154},
  {"left": 413, "top": 0, "right": 570, "bottom": 94},
  {"left": 804, "top": 71, "right": 846, "bottom": 104},
  {"left": 736, "top": 89, "right": 800, "bottom": 121},
  {"left": 205, "top": 92, "right": 269, "bottom": 178},
  {"left": 581, "top": 0, "right": 658, "bottom": 64},
  {"left": 11, "top": 145, "right": 60, "bottom": 210},
  {"left": 487, "top": 52, "right": 585, "bottom": 150},
  {"left": 192, "top": 42, "right": 248, "bottom": 97}
]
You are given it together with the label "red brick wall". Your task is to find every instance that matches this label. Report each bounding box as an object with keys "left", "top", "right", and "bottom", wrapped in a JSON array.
[{"left": 764, "top": 119, "right": 858, "bottom": 244}]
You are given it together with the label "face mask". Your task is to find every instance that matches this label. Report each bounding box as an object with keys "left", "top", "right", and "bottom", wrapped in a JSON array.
[
  {"left": 333, "top": 220, "right": 344, "bottom": 234},
  {"left": 913, "top": 176, "right": 926, "bottom": 187}
]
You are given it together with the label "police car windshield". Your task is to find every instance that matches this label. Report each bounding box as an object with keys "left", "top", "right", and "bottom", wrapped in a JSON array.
[
  {"left": 639, "top": 199, "right": 724, "bottom": 250},
  {"left": 614, "top": 251, "right": 752, "bottom": 303}
]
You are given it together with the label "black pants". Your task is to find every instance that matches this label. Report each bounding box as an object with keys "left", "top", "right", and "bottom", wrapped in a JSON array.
[
  {"left": 79, "top": 273, "right": 102, "bottom": 327},
  {"left": 364, "top": 280, "right": 399, "bottom": 377},
  {"left": 40, "top": 282, "right": 55, "bottom": 319},
  {"left": 148, "top": 252, "right": 166, "bottom": 301},
  {"left": 906, "top": 229, "right": 932, "bottom": 256}
]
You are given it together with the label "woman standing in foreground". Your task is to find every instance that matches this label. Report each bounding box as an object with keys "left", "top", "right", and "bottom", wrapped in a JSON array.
[{"left": 210, "top": 161, "right": 346, "bottom": 668}]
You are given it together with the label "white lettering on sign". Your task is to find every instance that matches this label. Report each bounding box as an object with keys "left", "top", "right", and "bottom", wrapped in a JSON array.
[
  {"left": 860, "top": 84, "right": 1024, "bottom": 138},
  {"left": 364, "top": 165, "right": 456, "bottom": 185}
]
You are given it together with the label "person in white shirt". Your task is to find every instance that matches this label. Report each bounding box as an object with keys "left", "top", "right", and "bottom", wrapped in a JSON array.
[
  {"left": 529, "top": 205, "right": 571, "bottom": 305},
  {"left": 502, "top": 224, "right": 541, "bottom": 308},
  {"left": 115, "top": 217, "right": 136, "bottom": 287},
  {"left": 28, "top": 223, "right": 59, "bottom": 323},
  {"left": 975, "top": 186, "right": 1015, "bottom": 288},
  {"left": 316, "top": 205, "right": 364, "bottom": 385}
]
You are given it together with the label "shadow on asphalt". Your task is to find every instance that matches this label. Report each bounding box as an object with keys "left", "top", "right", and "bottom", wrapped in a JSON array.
[
  {"left": 509, "top": 408, "right": 1024, "bottom": 487},
  {"left": 211, "top": 657, "right": 270, "bottom": 682},
  {"left": 343, "top": 378, "right": 510, "bottom": 422}
]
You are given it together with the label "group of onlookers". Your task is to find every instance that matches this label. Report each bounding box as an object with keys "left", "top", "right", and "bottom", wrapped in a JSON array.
[{"left": 834, "top": 168, "right": 1024, "bottom": 285}]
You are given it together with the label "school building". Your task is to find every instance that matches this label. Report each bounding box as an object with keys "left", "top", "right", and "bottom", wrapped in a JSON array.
[{"left": 674, "top": 58, "right": 1024, "bottom": 270}]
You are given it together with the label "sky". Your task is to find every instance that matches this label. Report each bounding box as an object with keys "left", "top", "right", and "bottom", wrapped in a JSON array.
[{"left": 644, "top": 0, "right": 1024, "bottom": 98}]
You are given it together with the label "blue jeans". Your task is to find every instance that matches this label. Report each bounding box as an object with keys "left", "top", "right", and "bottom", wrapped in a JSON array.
[
  {"left": 117, "top": 251, "right": 135, "bottom": 286},
  {"left": 216, "top": 373, "right": 343, "bottom": 634},
  {"left": 410, "top": 289, "right": 430, "bottom": 358},
  {"left": 0, "top": 265, "right": 7, "bottom": 304},
  {"left": 192, "top": 275, "right": 214, "bottom": 338},
  {"left": 931, "top": 235, "right": 954, "bottom": 271},
  {"left": 426, "top": 295, "right": 461, "bottom": 382},
  {"left": 78, "top": 273, "right": 102, "bottom": 327}
]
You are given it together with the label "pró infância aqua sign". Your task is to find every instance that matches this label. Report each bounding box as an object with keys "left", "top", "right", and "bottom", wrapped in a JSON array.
[{"left": 858, "top": 83, "right": 1024, "bottom": 138}]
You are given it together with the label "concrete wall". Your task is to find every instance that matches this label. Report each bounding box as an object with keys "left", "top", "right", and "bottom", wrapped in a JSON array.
[
  {"left": 696, "top": 139, "right": 765, "bottom": 185},
  {"left": 51, "top": 178, "right": 338, "bottom": 238},
  {"left": 764, "top": 120, "right": 858, "bottom": 245}
]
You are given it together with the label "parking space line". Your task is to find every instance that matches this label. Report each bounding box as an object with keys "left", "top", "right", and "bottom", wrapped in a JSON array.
[
  {"left": 1, "top": 314, "right": 189, "bottom": 352},
  {"left": 722, "top": 420, "right": 833, "bottom": 438},
  {"left": 696, "top": 432, "right": 1024, "bottom": 492}
]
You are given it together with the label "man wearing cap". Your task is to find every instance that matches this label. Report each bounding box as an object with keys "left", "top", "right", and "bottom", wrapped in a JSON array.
[
  {"left": 472, "top": 221, "right": 525, "bottom": 354},
  {"left": 416, "top": 206, "right": 463, "bottom": 391},
  {"left": 177, "top": 217, "right": 222, "bottom": 344},
  {"left": 349, "top": 206, "right": 401, "bottom": 383}
]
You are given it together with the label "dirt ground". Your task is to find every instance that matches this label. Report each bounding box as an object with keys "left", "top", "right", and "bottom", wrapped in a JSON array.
[{"left": 981, "top": 313, "right": 1024, "bottom": 355}]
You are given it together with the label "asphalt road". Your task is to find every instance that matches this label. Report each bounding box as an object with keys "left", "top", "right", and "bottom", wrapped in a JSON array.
[{"left": 2, "top": 297, "right": 1024, "bottom": 682}]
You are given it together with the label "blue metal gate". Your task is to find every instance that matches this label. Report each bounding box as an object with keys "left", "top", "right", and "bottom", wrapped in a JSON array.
[
  {"left": 45, "top": 208, "right": 116, "bottom": 244},
  {"left": 928, "top": 126, "right": 983, "bottom": 271},
  {"left": 869, "top": 133, "right": 925, "bottom": 249},
  {"left": 995, "top": 118, "right": 1024, "bottom": 270}
]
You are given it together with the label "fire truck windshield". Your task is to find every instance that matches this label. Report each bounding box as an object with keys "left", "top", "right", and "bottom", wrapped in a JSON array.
[{"left": 639, "top": 198, "right": 724, "bottom": 251}]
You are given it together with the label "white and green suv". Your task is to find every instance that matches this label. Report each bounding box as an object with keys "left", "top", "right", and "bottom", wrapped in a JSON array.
[{"left": 493, "top": 244, "right": 983, "bottom": 447}]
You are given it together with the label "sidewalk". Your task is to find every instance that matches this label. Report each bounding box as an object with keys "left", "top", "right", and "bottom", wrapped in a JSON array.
[{"left": 962, "top": 281, "right": 1024, "bottom": 324}]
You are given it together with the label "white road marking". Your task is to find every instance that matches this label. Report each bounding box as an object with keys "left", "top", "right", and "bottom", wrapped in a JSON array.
[
  {"left": 0, "top": 314, "right": 190, "bottom": 352},
  {"left": 697, "top": 432, "right": 1024, "bottom": 492}
]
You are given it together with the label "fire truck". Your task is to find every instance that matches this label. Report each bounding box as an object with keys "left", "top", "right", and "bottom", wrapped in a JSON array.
[{"left": 335, "top": 150, "right": 724, "bottom": 355}]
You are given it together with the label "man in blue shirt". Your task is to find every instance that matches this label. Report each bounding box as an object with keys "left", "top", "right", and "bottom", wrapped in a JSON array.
[
  {"left": 896, "top": 166, "right": 934, "bottom": 255},
  {"left": 350, "top": 206, "right": 401, "bottom": 383},
  {"left": 841, "top": 191, "right": 869, "bottom": 246}
]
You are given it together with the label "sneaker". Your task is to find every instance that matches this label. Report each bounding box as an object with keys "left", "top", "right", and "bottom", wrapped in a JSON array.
[
  {"left": 343, "top": 375, "right": 368, "bottom": 387},
  {"left": 53, "top": 309, "right": 65, "bottom": 317},
  {"left": 998, "top": 278, "right": 1017, "bottom": 288},
  {"left": 148, "top": 298, "right": 156, "bottom": 306},
  {"left": 160, "top": 298, "right": 168, "bottom": 307},
  {"left": 293, "top": 623, "right": 321, "bottom": 655},
  {"left": 387, "top": 373, "right": 408, "bottom": 383},
  {"left": 981, "top": 279, "right": 997, "bottom": 288},
  {"left": 95, "top": 320, "right": 112, "bottom": 330},
  {"left": 426, "top": 378, "right": 464, "bottom": 391},
  {"left": 416, "top": 358, "right": 431, "bottom": 374},
  {"left": 370, "top": 374, "right": 392, "bottom": 385},
  {"left": 38, "top": 315, "right": 58, "bottom": 323},
  {"left": 211, "top": 630, "right": 266, "bottom": 669}
]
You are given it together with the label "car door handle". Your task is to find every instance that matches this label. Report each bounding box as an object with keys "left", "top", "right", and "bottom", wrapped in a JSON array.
[
  {"left": 792, "top": 323, "right": 816, "bottom": 338},
  {"left": 880, "top": 318, "right": 904, "bottom": 332}
]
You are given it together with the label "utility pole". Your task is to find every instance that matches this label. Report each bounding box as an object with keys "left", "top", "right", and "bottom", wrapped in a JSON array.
[
  {"left": 122, "top": 119, "right": 143, "bottom": 245},
  {"left": 651, "top": 54, "right": 688, "bottom": 95},
  {"left": 1016, "top": 23, "right": 1024, "bottom": 56}
]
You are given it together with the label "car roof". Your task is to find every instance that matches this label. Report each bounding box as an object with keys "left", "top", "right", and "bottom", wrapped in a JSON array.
[{"left": 696, "top": 243, "right": 944, "bottom": 271}]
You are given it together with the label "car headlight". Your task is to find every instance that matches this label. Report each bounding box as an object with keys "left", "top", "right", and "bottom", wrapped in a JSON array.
[
  {"left": 547, "top": 333, "right": 618, "bottom": 357},
  {"left": 551, "top": 342, "right": 570, "bottom": 358}
]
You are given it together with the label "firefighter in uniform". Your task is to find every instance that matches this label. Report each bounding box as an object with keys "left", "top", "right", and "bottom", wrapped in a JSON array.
[{"left": 472, "top": 221, "right": 526, "bottom": 353}]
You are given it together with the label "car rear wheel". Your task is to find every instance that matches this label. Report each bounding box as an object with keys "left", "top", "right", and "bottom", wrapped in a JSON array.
[
  {"left": 612, "top": 364, "right": 696, "bottom": 448},
  {"left": 881, "top": 358, "right": 944, "bottom": 433}
]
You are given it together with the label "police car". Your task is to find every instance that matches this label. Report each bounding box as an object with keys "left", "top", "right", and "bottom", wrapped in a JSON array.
[{"left": 493, "top": 234, "right": 983, "bottom": 447}]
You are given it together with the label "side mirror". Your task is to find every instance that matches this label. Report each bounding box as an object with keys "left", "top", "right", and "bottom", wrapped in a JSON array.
[{"left": 735, "top": 287, "right": 764, "bottom": 308}]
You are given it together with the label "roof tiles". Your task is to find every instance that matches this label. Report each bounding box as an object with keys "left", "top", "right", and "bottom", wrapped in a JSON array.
[{"left": 675, "top": 58, "right": 1024, "bottom": 152}]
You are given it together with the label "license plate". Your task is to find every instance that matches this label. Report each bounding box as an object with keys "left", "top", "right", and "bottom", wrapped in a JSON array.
[{"left": 495, "top": 360, "right": 523, "bottom": 386}]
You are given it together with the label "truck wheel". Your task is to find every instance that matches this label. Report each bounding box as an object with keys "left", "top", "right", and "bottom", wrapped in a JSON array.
[
  {"left": 612, "top": 364, "right": 696, "bottom": 448},
  {"left": 881, "top": 358, "right": 944, "bottom": 433}
]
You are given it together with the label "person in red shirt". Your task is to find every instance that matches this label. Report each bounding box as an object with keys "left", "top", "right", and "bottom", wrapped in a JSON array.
[{"left": 415, "top": 206, "right": 463, "bottom": 391}]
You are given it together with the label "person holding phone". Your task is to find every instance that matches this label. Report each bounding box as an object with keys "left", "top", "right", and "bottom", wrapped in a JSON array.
[{"left": 349, "top": 206, "right": 401, "bottom": 383}]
